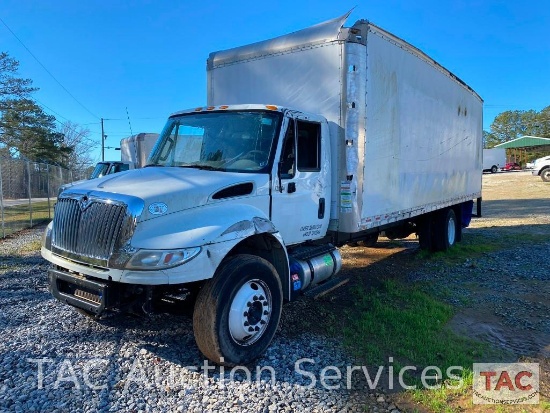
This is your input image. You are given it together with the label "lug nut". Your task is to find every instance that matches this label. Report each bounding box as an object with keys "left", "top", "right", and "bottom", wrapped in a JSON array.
[
  {"left": 260, "top": 320, "right": 266, "bottom": 325},
  {"left": 253, "top": 295, "right": 258, "bottom": 301},
  {"left": 255, "top": 326, "right": 260, "bottom": 331},
  {"left": 263, "top": 310, "right": 269, "bottom": 315},
  {"left": 247, "top": 302, "right": 252, "bottom": 307},
  {"left": 243, "top": 312, "right": 248, "bottom": 317},
  {"left": 259, "top": 295, "right": 265, "bottom": 300},
  {"left": 248, "top": 327, "right": 254, "bottom": 332},
  {"left": 244, "top": 321, "right": 249, "bottom": 326},
  {"left": 263, "top": 301, "right": 268, "bottom": 306}
]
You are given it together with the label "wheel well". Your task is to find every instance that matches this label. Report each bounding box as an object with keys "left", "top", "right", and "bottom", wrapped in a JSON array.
[{"left": 224, "top": 234, "right": 290, "bottom": 300}]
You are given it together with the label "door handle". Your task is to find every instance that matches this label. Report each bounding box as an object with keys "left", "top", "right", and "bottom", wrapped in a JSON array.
[
  {"left": 318, "top": 198, "right": 325, "bottom": 219},
  {"left": 287, "top": 182, "right": 296, "bottom": 193}
]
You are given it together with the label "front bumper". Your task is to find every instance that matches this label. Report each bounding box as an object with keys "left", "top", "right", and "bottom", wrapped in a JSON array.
[{"left": 49, "top": 268, "right": 113, "bottom": 315}]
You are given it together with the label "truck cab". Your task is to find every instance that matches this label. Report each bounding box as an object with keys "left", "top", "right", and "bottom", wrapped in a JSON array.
[
  {"left": 89, "top": 161, "right": 134, "bottom": 179},
  {"left": 42, "top": 104, "right": 338, "bottom": 366}
]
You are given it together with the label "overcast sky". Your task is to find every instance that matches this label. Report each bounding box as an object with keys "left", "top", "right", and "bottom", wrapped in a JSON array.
[{"left": 2, "top": 0, "right": 549, "bottom": 162}]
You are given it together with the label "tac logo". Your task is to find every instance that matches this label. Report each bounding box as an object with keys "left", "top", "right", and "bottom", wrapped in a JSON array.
[{"left": 473, "top": 363, "right": 540, "bottom": 404}]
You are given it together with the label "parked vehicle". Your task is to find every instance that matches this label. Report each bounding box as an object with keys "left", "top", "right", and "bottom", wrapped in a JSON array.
[
  {"left": 41, "top": 14, "right": 483, "bottom": 366},
  {"left": 91, "top": 133, "right": 159, "bottom": 179},
  {"left": 501, "top": 162, "right": 522, "bottom": 171},
  {"left": 483, "top": 148, "right": 506, "bottom": 173},
  {"left": 531, "top": 155, "right": 550, "bottom": 181}
]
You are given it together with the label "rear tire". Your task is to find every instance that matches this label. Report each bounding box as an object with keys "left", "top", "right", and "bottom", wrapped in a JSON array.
[
  {"left": 193, "top": 254, "right": 282, "bottom": 366},
  {"left": 433, "top": 208, "right": 458, "bottom": 251},
  {"left": 417, "top": 215, "right": 433, "bottom": 251},
  {"left": 541, "top": 168, "right": 550, "bottom": 182}
]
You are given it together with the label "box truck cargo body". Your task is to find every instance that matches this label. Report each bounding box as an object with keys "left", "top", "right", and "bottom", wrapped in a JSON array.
[
  {"left": 42, "top": 14, "right": 483, "bottom": 366},
  {"left": 208, "top": 15, "right": 482, "bottom": 237},
  {"left": 482, "top": 148, "right": 506, "bottom": 173}
]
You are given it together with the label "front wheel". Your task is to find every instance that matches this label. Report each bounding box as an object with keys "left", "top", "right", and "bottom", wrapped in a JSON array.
[
  {"left": 491, "top": 165, "right": 498, "bottom": 173},
  {"left": 193, "top": 254, "right": 282, "bottom": 366},
  {"left": 541, "top": 168, "right": 550, "bottom": 182}
]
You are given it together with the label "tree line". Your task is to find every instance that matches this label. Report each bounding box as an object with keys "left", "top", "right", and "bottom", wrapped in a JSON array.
[
  {"left": 484, "top": 106, "right": 550, "bottom": 148},
  {"left": 0, "top": 51, "right": 95, "bottom": 170}
]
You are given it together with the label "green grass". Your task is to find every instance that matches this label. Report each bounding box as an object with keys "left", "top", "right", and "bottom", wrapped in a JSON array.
[
  {"left": 339, "top": 279, "right": 508, "bottom": 412},
  {"left": 410, "top": 370, "right": 473, "bottom": 413},
  {"left": 415, "top": 234, "right": 500, "bottom": 265},
  {"left": 1, "top": 201, "right": 53, "bottom": 237},
  {"left": 343, "top": 279, "right": 492, "bottom": 369}
]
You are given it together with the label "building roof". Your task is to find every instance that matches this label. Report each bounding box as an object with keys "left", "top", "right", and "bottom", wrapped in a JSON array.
[{"left": 494, "top": 136, "right": 550, "bottom": 149}]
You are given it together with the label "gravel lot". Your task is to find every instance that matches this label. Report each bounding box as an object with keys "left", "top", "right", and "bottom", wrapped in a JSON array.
[{"left": 0, "top": 170, "right": 548, "bottom": 412}]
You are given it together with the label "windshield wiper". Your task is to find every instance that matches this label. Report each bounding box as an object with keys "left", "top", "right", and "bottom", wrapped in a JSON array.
[
  {"left": 144, "top": 164, "right": 163, "bottom": 167},
  {"left": 178, "top": 165, "right": 222, "bottom": 171}
]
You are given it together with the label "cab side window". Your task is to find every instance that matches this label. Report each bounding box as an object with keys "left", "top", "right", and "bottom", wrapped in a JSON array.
[
  {"left": 280, "top": 119, "right": 296, "bottom": 179},
  {"left": 296, "top": 121, "right": 321, "bottom": 171}
]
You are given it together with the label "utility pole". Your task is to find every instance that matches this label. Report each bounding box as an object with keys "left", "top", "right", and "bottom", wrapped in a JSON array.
[{"left": 101, "top": 117, "right": 105, "bottom": 161}]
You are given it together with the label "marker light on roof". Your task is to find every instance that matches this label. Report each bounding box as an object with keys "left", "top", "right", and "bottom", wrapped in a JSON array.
[{"left": 265, "top": 105, "right": 278, "bottom": 110}]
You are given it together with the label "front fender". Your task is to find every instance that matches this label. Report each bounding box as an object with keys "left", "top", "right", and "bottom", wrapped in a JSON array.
[{"left": 130, "top": 203, "right": 278, "bottom": 250}]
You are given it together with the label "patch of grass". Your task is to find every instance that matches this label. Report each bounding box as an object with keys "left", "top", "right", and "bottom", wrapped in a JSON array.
[
  {"left": 1, "top": 201, "right": 53, "bottom": 237},
  {"left": 340, "top": 278, "right": 510, "bottom": 413},
  {"left": 410, "top": 369, "right": 473, "bottom": 413},
  {"left": 343, "top": 279, "right": 492, "bottom": 371},
  {"left": 416, "top": 238, "right": 500, "bottom": 265}
]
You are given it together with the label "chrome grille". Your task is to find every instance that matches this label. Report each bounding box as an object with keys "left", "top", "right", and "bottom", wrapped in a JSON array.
[{"left": 52, "top": 196, "right": 136, "bottom": 266}]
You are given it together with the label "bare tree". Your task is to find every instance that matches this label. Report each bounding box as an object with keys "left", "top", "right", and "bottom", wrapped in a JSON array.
[{"left": 59, "top": 121, "right": 96, "bottom": 174}]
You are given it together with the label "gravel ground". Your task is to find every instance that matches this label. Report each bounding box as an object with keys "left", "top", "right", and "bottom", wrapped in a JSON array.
[
  {"left": 0, "top": 171, "right": 547, "bottom": 412},
  {"left": 0, "top": 229, "right": 390, "bottom": 413}
]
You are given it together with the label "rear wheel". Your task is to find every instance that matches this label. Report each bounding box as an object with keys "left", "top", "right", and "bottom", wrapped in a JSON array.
[
  {"left": 433, "top": 208, "right": 459, "bottom": 251},
  {"left": 417, "top": 215, "right": 433, "bottom": 251},
  {"left": 193, "top": 254, "right": 282, "bottom": 366},
  {"left": 541, "top": 168, "right": 550, "bottom": 182}
]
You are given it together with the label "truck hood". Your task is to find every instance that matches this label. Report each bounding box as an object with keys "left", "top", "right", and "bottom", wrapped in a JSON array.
[{"left": 65, "top": 167, "right": 268, "bottom": 221}]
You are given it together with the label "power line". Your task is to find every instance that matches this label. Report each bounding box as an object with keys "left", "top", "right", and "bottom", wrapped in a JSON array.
[
  {"left": 126, "top": 107, "right": 133, "bottom": 136},
  {"left": 0, "top": 16, "right": 100, "bottom": 120}
]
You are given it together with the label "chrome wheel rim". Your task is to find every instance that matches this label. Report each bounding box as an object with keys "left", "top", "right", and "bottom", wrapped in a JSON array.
[{"left": 228, "top": 279, "right": 272, "bottom": 346}]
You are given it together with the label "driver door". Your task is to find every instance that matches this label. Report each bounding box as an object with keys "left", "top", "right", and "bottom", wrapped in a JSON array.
[{"left": 270, "top": 116, "right": 330, "bottom": 245}]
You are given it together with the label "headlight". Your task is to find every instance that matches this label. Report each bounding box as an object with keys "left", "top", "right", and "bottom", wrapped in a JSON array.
[
  {"left": 125, "top": 247, "right": 201, "bottom": 270},
  {"left": 42, "top": 222, "right": 53, "bottom": 250}
]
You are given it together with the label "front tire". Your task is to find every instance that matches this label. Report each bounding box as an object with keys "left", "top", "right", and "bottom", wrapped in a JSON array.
[
  {"left": 541, "top": 168, "right": 550, "bottom": 182},
  {"left": 491, "top": 165, "right": 498, "bottom": 173},
  {"left": 193, "top": 254, "right": 282, "bottom": 366}
]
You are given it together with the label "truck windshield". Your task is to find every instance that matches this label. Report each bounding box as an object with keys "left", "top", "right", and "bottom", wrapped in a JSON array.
[
  {"left": 148, "top": 110, "right": 281, "bottom": 172},
  {"left": 90, "top": 162, "right": 111, "bottom": 179}
]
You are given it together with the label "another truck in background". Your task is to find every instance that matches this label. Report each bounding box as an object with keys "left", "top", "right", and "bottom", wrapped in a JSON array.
[
  {"left": 42, "top": 14, "right": 483, "bottom": 366},
  {"left": 482, "top": 148, "right": 506, "bottom": 173},
  {"left": 90, "top": 133, "right": 159, "bottom": 179},
  {"left": 530, "top": 155, "right": 550, "bottom": 181}
]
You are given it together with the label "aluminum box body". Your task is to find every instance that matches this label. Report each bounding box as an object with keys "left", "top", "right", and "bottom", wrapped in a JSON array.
[{"left": 207, "top": 15, "right": 483, "bottom": 234}]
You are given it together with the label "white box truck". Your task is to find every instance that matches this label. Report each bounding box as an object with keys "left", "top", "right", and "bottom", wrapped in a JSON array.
[
  {"left": 482, "top": 148, "right": 506, "bottom": 173},
  {"left": 89, "top": 133, "right": 159, "bottom": 179},
  {"left": 41, "top": 14, "right": 483, "bottom": 366}
]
